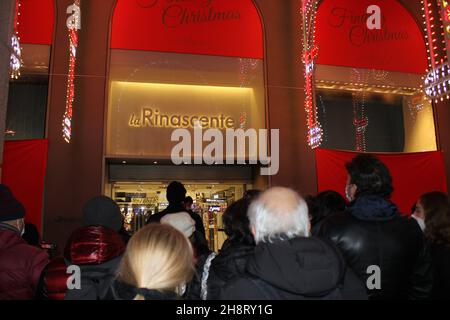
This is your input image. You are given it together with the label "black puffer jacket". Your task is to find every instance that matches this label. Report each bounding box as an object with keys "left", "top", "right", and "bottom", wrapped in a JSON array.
[
  {"left": 318, "top": 195, "right": 433, "bottom": 300},
  {"left": 219, "top": 237, "right": 367, "bottom": 300},
  {"left": 187, "top": 240, "right": 254, "bottom": 300},
  {"left": 428, "top": 243, "right": 450, "bottom": 300}
]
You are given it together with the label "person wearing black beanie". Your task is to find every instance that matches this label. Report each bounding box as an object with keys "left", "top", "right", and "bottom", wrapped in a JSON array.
[
  {"left": 82, "top": 195, "right": 124, "bottom": 231},
  {"left": 43, "top": 195, "right": 126, "bottom": 300},
  {"left": 0, "top": 184, "right": 49, "bottom": 300}
]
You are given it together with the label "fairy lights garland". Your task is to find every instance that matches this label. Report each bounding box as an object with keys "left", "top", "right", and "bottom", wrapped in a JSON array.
[
  {"left": 351, "top": 69, "right": 369, "bottom": 152},
  {"left": 10, "top": 0, "right": 22, "bottom": 79},
  {"left": 422, "top": 0, "right": 450, "bottom": 102},
  {"left": 301, "top": 0, "right": 323, "bottom": 149},
  {"left": 238, "top": 58, "right": 258, "bottom": 130},
  {"left": 62, "top": 0, "right": 81, "bottom": 143}
]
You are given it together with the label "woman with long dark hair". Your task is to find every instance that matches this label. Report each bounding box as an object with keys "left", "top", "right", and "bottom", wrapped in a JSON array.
[{"left": 186, "top": 190, "right": 260, "bottom": 300}]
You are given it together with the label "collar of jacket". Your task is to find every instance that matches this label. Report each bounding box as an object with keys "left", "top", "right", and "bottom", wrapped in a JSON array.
[
  {"left": 112, "top": 280, "right": 180, "bottom": 300},
  {"left": 347, "top": 195, "right": 398, "bottom": 222},
  {"left": 64, "top": 225, "right": 125, "bottom": 265},
  {"left": 0, "top": 222, "right": 20, "bottom": 234},
  {"left": 164, "top": 203, "right": 186, "bottom": 213}
]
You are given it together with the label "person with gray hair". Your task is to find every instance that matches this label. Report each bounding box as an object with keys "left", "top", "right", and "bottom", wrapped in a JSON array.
[{"left": 219, "top": 187, "right": 367, "bottom": 300}]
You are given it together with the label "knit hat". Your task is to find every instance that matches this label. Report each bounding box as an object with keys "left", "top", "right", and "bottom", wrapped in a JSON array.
[
  {"left": 0, "top": 184, "right": 25, "bottom": 222},
  {"left": 161, "top": 212, "right": 196, "bottom": 238},
  {"left": 82, "top": 196, "right": 123, "bottom": 231}
]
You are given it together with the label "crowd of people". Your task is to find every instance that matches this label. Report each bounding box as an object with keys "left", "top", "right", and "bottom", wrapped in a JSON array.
[{"left": 0, "top": 154, "right": 449, "bottom": 300}]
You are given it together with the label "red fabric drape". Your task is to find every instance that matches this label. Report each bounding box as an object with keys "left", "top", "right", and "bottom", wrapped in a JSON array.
[
  {"left": 1, "top": 139, "right": 49, "bottom": 231},
  {"left": 315, "top": 149, "right": 448, "bottom": 215}
]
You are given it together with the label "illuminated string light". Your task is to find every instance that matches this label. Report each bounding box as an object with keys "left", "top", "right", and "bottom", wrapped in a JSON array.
[
  {"left": 423, "top": 0, "right": 450, "bottom": 101},
  {"left": 351, "top": 69, "right": 369, "bottom": 152},
  {"left": 10, "top": 0, "right": 22, "bottom": 79},
  {"left": 301, "top": 0, "right": 323, "bottom": 149},
  {"left": 62, "top": 0, "right": 81, "bottom": 143}
]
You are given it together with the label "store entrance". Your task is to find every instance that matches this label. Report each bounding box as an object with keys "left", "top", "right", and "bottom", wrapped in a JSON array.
[{"left": 111, "top": 182, "right": 249, "bottom": 252}]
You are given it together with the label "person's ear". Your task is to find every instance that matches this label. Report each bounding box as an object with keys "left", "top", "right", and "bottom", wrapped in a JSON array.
[
  {"left": 251, "top": 225, "right": 256, "bottom": 236},
  {"left": 350, "top": 184, "right": 357, "bottom": 199},
  {"left": 16, "top": 218, "right": 22, "bottom": 229}
]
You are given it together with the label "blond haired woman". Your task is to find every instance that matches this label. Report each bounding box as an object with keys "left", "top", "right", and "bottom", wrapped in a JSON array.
[{"left": 104, "top": 224, "right": 194, "bottom": 300}]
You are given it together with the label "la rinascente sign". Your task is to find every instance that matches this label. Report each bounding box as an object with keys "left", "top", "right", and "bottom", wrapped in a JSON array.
[{"left": 128, "top": 108, "right": 236, "bottom": 129}]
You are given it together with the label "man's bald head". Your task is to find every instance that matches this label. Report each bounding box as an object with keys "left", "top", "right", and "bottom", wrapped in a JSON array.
[{"left": 248, "top": 187, "right": 310, "bottom": 244}]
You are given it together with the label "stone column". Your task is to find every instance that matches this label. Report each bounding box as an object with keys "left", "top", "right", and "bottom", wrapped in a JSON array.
[
  {"left": 43, "top": 0, "right": 117, "bottom": 249},
  {"left": 253, "top": 0, "right": 317, "bottom": 195},
  {"left": 0, "top": 0, "right": 15, "bottom": 180}
]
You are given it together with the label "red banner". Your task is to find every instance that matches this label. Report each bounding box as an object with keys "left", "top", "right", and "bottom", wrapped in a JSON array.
[
  {"left": 111, "top": 0, "right": 263, "bottom": 59},
  {"left": 18, "top": 0, "right": 54, "bottom": 45},
  {"left": 315, "top": 149, "right": 448, "bottom": 215},
  {"left": 1, "top": 140, "right": 49, "bottom": 231},
  {"left": 315, "top": 0, "right": 427, "bottom": 74}
]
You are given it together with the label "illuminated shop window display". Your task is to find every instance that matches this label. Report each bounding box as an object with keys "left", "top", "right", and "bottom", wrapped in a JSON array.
[{"left": 112, "top": 182, "right": 247, "bottom": 252}]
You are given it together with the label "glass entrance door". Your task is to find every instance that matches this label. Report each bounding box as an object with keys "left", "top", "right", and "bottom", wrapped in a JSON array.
[{"left": 111, "top": 182, "right": 248, "bottom": 252}]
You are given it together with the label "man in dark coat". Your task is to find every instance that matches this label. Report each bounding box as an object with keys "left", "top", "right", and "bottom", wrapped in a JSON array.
[
  {"left": 184, "top": 196, "right": 206, "bottom": 237},
  {"left": 147, "top": 181, "right": 207, "bottom": 250},
  {"left": 147, "top": 182, "right": 205, "bottom": 233},
  {"left": 220, "top": 187, "right": 367, "bottom": 300},
  {"left": 0, "top": 184, "right": 49, "bottom": 300},
  {"left": 318, "top": 154, "right": 433, "bottom": 300}
]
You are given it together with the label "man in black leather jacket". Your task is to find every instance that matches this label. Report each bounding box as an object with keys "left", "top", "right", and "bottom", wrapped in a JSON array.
[{"left": 318, "top": 154, "right": 433, "bottom": 299}]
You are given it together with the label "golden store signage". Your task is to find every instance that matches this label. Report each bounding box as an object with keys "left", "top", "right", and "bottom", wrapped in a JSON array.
[
  {"left": 128, "top": 108, "right": 235, "bottom": 129},
  {"left": 107, "top": 81, "right": 264, "bottom": 158}
]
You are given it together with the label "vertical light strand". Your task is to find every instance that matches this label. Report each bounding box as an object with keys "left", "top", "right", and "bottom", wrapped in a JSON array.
[
  {"left": 424, "top": 0, "right": 437, "bottom": 68},
  {"left": 10, "top": 0, "right": 22, "bottom": 79},
  {"left": 301, "top": 0, "right": 323, "bottom": 149},
  {"left": 423, "top": 0, "right": 450, "bottom": 102},
  {"left": 62, "top": 0, "right": 81, "bottom": 143}
]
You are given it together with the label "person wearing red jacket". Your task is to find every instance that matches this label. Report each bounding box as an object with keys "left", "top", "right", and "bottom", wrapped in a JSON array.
[
  {"left": 0, "top": 184, "right": 49, "bottom": 300},
  {"left": 43, "top": 196, "right": 126, "bottom": 300}
]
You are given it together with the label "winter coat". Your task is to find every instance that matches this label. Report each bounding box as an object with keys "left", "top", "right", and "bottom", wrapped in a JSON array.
[
  {"left": 0, "top": 223, "right": 49, "bottom": 300},
  {"left": 43, "top": 225, "right": 125, "bottom": 300},
  {"left": 219, "top": 236, "right": 367, "bottom": 300},
  {"left": 187, "top": 239, "right": 254, "bottom": 300},
  {"left": 318, "top": 195, "right": 433, "bottom": 300},
  {"left": 428, "top": 242, "right": 450, "bottom": 299}
]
